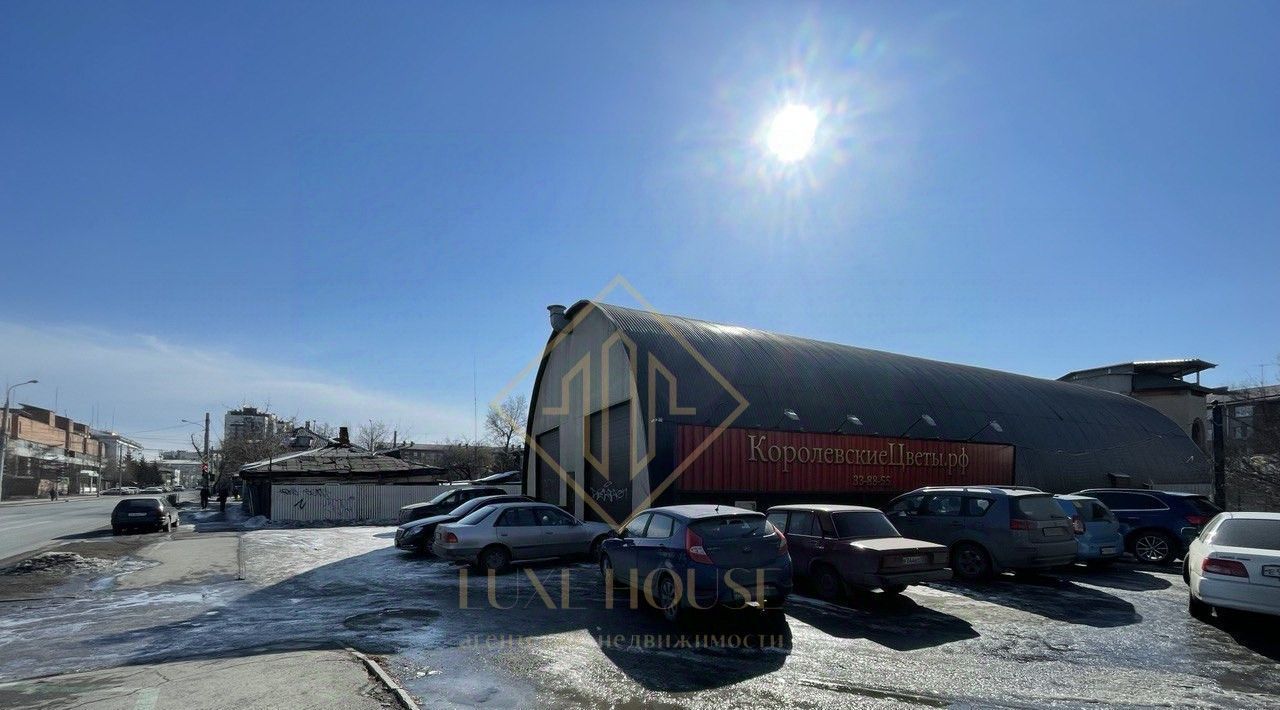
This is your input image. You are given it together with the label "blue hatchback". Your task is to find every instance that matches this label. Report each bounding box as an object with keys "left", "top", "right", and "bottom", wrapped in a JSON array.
[
  {"left": 599, "top": 505, "right": 793, "bottom": 623},
  {"left": 1072, "top": 489, "right": 1221, "bottom": 565},
  {"left": 1053, "top": 494, "right": 1124, "bottom": 567}
]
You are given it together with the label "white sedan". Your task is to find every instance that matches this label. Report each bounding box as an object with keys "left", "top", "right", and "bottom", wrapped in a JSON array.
[{"left": 1185, "top": 512, "right": 1280, "bottom": 620}]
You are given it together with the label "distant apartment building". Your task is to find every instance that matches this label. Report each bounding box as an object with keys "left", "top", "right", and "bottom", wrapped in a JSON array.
[
  {"left": 1212, "top": 385, "right": 1280, "bottom": 450},
  {"left": 91, "top": 430, "right": 144, "bottom": 489},
  {"left": 224, "top": 406, "right": 278, "bottom": 440},
  {"left": 160, "top": 449, "right": 202, "bottom": 461},
  {"left": 1, "top": 404, "right": 105, "bottom": 498}
]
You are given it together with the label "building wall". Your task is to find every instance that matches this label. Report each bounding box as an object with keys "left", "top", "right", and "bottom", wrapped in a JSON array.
[
  {"left": 1062, "top": 373, "right": 1133, "bottom": 395},
  {"left": 525, "top": 307, "right": 652, "bottom": 520},
  {"left": 1133, "top": 391, "right": 1208, "bottom": 450}
]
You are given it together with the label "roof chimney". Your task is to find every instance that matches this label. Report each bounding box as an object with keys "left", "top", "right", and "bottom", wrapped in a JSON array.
[
  {"left": 548, "top": 304, "right": 569, "bottom": 333},
  {"left": 337, "top": 426, "right": 350, "bottom": 446}
]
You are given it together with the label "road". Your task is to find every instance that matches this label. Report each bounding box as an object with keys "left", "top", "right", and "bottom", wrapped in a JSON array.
[{"left": 0, "top": 494, "right": 190, "bottom": 564}]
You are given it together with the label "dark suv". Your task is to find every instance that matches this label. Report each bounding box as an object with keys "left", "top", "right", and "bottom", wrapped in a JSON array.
[
  {"left": 397, "top": 486, "right": 508, "bottom": 524},
  {"left": 1072, "top": 489, "right": 1221, "bottom": 564},
  {"left": 112, "top": 497, "right": 179, "bottom": 534},
  {"left": 886, "top": 486, "right": 1077, "bottom": 580}
]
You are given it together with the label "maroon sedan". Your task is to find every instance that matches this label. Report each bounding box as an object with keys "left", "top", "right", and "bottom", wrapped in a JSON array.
[{"left": 765, "top": 504, "right": 951, "bottom": 599}]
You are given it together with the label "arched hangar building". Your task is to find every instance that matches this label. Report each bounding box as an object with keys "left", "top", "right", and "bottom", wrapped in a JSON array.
[{"left": 523, "top": 301, "right": 1210, "bottom": 524}]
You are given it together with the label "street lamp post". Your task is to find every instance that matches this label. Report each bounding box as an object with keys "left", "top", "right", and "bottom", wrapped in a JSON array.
[{"left": 0, "top": 379, "right": 39, "bottom": 501}]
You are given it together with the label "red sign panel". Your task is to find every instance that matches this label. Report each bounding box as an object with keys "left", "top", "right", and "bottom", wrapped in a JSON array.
[{"left": 675, "top": 425, "right": 1014, "bottom": 493}]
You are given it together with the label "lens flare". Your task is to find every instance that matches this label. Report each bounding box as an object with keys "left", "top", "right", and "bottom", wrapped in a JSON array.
[{"left": 765, "top": 104, "right": 819, "bottom": 163}]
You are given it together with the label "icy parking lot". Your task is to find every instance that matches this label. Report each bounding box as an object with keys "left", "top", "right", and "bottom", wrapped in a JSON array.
[{"left": 1, "top": 526, "right": 1277, "bottom": 708}]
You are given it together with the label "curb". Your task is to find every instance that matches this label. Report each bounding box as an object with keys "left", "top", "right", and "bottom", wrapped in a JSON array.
[{"left": 347, "top": 648, "right": 420, "bottom": 710}]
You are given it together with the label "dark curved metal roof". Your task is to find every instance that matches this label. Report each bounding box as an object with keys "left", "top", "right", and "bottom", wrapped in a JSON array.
[{"left": 572, "top": 301, "right": 1208, "bottom": 492}]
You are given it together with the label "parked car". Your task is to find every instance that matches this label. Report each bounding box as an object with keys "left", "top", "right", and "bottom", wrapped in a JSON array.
[
  {"left": 395, "top": 494, "right": 532, "bottom": 554},
  {"left": 112, "top": 497, "right": 179, "bottom": 534},
  {"left": 599, "top": 505, "right": 793, "bottom": 623},
  {"left": 101, "top": 487, "right": 124, "bottom": 496},
  {"left": 1053, "top": 494, "right": 1123, "bottom": 568},
  {"left": 1185, "top": 512, "right": 1280, "bottom": 620},
  {"left": 1073, "top": 489, "right": 1221, "bottom": 565},
  {"left": 172, "top": 485, "right": 185, "bottom": 492},
  {"left": 765, "top": 504, "right": 949, "bottom": 599},
  {"left": 885, "top": 486, "right": 1077, "bottom": 580},
  {"left": 398, "top": 486, "right": 509, "bottom": 524},
  {"left": 433, "top": 501, "right": 613, "bottom": 572},
  {"left": 140, "top": 486, "right": 164, "bottom": 494},
  {"left": 121, "top": 486, "right": 140, "bottom": 495}
]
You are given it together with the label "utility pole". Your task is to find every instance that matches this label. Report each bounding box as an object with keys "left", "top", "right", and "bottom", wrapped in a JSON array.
[{"left": 0, "top": 379, "right": 39, "bottom": 502}]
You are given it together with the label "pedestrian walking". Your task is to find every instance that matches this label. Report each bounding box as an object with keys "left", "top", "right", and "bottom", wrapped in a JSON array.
[
  {"left": 217, "top": 489, "right": 229, "bottom": 514},
  {"left": 200, "top": 485, "right": 210, "bottom": 509},
  {"left": 49, "top": 487, "right": 56, "bottom": 502}
]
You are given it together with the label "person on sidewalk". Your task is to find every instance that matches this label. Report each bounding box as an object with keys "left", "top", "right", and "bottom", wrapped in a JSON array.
[
  {"left": 217, "top": 489, "right": 229, "bottom": 513},
  {"left": 49, "top": 487, "right": 56, "bottom": 502},
  {"left": 200, "top": 485, "right": 210, "bottom": 509}
]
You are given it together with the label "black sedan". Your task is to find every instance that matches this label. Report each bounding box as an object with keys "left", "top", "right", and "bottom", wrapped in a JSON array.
[{"left": 394, "top": 493, "right": 532, "bottom": 554}]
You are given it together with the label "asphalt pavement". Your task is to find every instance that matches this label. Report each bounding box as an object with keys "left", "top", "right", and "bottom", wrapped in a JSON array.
[
  {"left": 1, "top": 525, "right": 1276, "bottom": 709},
  {"left": 0, "top": 494, "right": 191, "bottom": 565}
]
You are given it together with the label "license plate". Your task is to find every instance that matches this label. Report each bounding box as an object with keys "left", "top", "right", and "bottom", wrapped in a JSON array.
[
  {"left": 901, "top": 555, "right": 927, "bottom": 565},
  {"left": 1101, "top": 547, "right": 1117, "bottom": 555},
  {"left": 1264, "top": 566, "right": 1280, "bottom": 579},
  {"left": 127, "top": 512, "right": 147, "bottom": 517}
]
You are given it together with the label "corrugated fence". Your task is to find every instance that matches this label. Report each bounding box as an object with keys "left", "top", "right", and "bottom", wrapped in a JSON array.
[{"left": 269, "top": 484, "right": 520, "bottom": 524}]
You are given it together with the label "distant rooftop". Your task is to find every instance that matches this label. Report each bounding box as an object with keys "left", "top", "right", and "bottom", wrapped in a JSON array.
[{"left": 1060, "top": 358, "right": 1217, "bottom": 381}]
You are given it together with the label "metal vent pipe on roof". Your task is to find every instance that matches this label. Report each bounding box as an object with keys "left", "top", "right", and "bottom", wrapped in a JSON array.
[{"left": 548, "top": 304, "right": 569, "bottom": 333}]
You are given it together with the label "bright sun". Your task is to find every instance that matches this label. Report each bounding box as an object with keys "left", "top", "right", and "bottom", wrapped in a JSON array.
[{"left": 766, "top": 104, "right": 819, "bottom": 163}]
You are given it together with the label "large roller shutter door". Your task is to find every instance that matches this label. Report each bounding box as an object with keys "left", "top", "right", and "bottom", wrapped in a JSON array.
[
  {"left": 535, "top": 428, "right": 561, "bottom": 505},
  {"left": 586, "top": 402, "right": 633, "bottom": 523}
]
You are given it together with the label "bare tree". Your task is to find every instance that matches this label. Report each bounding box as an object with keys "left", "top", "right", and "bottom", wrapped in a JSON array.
[
  {"left": 440, "top": 437, "right": 495, "bottom": 480},
  {"left": 310, "top": 421, "right": 337, "bottom": 439},
  {"left": 485, "top": 394, "right": 527, "bottom": 470},
  {"left": 1219, "top": 354, "right": 1280, "bottom": 511},
  {"left": 357, "top": 420, "right": 390, "bottom": 452}
]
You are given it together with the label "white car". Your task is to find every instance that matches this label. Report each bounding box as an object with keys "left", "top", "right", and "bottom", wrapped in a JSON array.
[{"left": 1185, "top": 512, "right": 1280, "bottom": 620}]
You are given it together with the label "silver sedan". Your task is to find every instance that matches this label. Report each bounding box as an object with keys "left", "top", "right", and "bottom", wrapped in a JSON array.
[{"left": 433, "top": 501, "right": 614, "bottom": 571}]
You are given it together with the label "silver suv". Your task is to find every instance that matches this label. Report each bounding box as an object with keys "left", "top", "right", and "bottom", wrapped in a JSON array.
[{"left": 885, "top": 486, "right": 1077, "bottom": 580}]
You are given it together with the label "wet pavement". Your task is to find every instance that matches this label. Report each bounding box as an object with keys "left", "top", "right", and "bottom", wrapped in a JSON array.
[{"left": 0, "top": 525, "right": 1276, "bottom": 708}]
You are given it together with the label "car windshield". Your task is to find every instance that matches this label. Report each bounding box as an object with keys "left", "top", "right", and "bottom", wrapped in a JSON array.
[
  {"left": 831, "top": 512, "right": 900, "bottom": 539},
  {"left": 426, "top": 490, "right": 458, "bottom": 505},
  {"left": 1208, "top": 519, "right": 1280, "bottom": 550},
  {"left": 457, "top": 506, "right": 498, "bottom": 525},
  {"left": 691, "top": 515, "right": 769, "bottom": 540},
  {"left": 1015, "top": 496, "right": 1069, "bottom": 520}
]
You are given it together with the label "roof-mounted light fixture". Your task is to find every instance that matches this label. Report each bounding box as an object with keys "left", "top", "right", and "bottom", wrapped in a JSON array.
[{"left": 900, "top": 413, "right": 937, "bottom": 438}]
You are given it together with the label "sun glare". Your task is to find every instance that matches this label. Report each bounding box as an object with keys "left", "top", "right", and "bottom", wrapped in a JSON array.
[{"left": 765, "top": 104, "right": 819, "bottom": 163}]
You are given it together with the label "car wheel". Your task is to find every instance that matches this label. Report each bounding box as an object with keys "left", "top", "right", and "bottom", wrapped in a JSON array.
[
  {"left": 599, "top": 553, "right": 621, "bottom": 588},
  {"left": 1182, "top": 558, "right": 1190, "bottom": 585},
  {"left": 656, "top": 571, "right": 682, "bottom": 623},
  {"left": 112, "top": 527, "right": 122, "bottom": 536},
  {"left": 814, "top": 564, "right": 845, "bottom": 601},
  {"left": 1188, "top": 592, "right": 1213, "bottom": 621},
  {"left": 1132, "top": 531, "right": 1176, "bottom": 565},
  {"left": 477, "top": 545, "right": 510, "bottom": 573},
  {"left": 951, "top": 543, "right": 993, "bottom": 581},
  {"left": 588, "top": 535, "right": 606, "bottom": 562}
]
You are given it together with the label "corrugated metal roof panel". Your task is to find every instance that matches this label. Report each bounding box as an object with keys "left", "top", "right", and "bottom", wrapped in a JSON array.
[{"left": 567, "top": 301, "right": 1208, "bottom": 492}]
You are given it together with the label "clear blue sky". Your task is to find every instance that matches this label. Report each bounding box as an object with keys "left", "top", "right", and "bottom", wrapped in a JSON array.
[{"left": 2, "top": 2, "right": 1277, "bottom": 448}]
